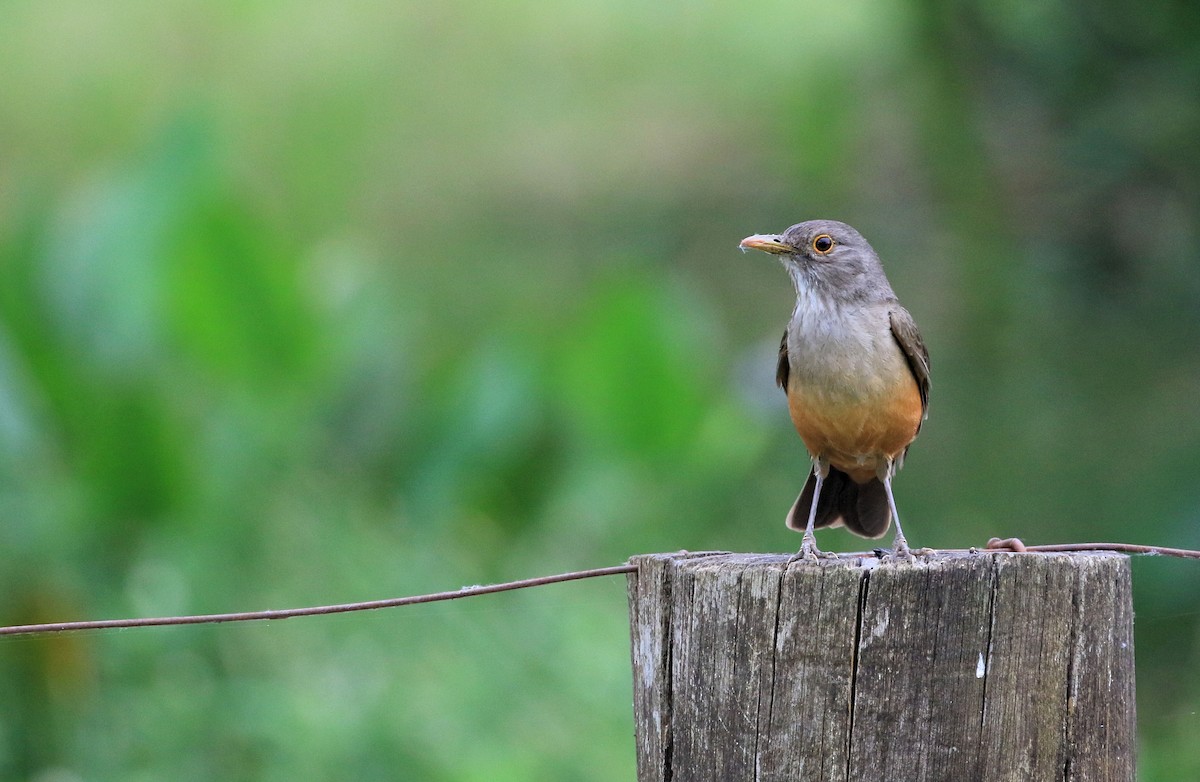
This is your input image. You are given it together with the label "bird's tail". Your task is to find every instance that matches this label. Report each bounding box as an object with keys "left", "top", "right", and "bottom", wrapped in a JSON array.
[{"left": 785, "top": 466, "right": 891, "bottom": 539}]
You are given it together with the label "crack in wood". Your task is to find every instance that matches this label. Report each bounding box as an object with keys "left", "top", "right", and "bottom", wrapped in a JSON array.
[{"left": 628, "top": 551, "right": 1135, "bottom": 782}]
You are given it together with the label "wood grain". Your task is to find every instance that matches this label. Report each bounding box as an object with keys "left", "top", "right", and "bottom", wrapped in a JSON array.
[{"left": 627, "top": 551, "right": 1134, "bottom": 781}]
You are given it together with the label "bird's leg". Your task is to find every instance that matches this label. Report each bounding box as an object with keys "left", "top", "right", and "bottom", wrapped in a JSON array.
[
  {"left": 789, "top": 456, "right": 829, "bottom": 563},
  {"left": 879, "top": 461, "right": 914, "bottom": 560}
]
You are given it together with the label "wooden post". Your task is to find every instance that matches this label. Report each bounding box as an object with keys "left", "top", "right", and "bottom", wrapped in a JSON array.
[{"left": 627, "top": 551, "right": 1134, "bottom": 781}]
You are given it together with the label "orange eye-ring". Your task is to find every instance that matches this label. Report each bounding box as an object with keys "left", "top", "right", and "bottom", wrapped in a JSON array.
[{"left": 812, "top": 234, "right": 834, "bottom": 254}]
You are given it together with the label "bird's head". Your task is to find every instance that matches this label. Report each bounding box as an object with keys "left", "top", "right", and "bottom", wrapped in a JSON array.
[{"left": 740, "top": 219, "right": 890, "bottom": 300}]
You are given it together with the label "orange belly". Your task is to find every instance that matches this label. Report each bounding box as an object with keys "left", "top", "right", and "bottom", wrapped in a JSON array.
[{"left": 787, "top": 373, "right": 922, "bottom": 483}]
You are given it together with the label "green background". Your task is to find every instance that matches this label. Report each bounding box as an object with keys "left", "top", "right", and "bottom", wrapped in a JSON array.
[{"left": 2, "top": 1, "right": 1199, "bottom": 779}]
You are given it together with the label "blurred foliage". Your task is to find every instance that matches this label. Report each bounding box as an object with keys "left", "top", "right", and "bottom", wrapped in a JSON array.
[{"left": 0, "top": 0, "right": 1199, "bottom": 779}]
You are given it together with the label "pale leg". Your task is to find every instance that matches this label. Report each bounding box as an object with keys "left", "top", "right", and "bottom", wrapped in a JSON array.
[
  {"left": 881, "top": 471, "right": 913, "bottom": 559},
  {"left": 790, "top": 456, "right": 828, "bottom": 562}
]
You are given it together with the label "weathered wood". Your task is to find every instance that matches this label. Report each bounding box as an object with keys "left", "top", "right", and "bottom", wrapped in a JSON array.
[{"left": 627, "top": 551, "right": 1134, "bottom": 782}]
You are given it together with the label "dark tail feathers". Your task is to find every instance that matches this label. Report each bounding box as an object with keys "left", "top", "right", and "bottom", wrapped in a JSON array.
[{"left": 785, "top": 466, "right": 891, "bottom": 539}]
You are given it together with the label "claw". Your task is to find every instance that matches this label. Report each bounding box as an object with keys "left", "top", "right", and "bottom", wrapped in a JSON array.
[{"left": 785, "top": 534, "right": 822, "bottom": 568}]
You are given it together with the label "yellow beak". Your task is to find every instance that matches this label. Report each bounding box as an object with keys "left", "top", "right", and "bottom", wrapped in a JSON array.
[{"left": 739, "top": 234, "right": 792, "bottom": 254}]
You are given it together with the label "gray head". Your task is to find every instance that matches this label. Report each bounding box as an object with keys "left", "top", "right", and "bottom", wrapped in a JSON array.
[{"left": 740, "top": 219, "right": 895, "bottom": 303}]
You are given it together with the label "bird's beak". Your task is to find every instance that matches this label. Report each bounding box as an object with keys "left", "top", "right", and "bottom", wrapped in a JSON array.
[{"left": 739, "top": 234, "right": 792, "bottom": 254}]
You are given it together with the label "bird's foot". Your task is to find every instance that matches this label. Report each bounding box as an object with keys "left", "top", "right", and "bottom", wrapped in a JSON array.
[
  {"left": 786, "top": 534, "right": 832, "bottom": 567},
  {"left": 884, "top": 533, "right": 917, "bottom": 562}
]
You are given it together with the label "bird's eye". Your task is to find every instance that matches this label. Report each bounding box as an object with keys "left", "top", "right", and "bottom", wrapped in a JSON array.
[{"left": 812, "top": 234, "right": 834, "bottom": 254}]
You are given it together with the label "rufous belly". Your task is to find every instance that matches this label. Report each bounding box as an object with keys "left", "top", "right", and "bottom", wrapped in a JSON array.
[{"left": 786, "top": 372, "right": 922, "bottom": 483}]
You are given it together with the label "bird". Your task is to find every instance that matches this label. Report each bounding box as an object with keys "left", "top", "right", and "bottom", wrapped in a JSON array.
[{"left": 740, "top": 220, "right": 930, "bottom": 558}]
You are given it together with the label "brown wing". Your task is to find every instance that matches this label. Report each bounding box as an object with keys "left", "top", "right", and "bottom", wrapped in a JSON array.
[
  {"left": 889, "top": 307, "right": 930, "bottom": 422},
  {"left": 775, "top": 330, "right": 789, "bottom": 390}
]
